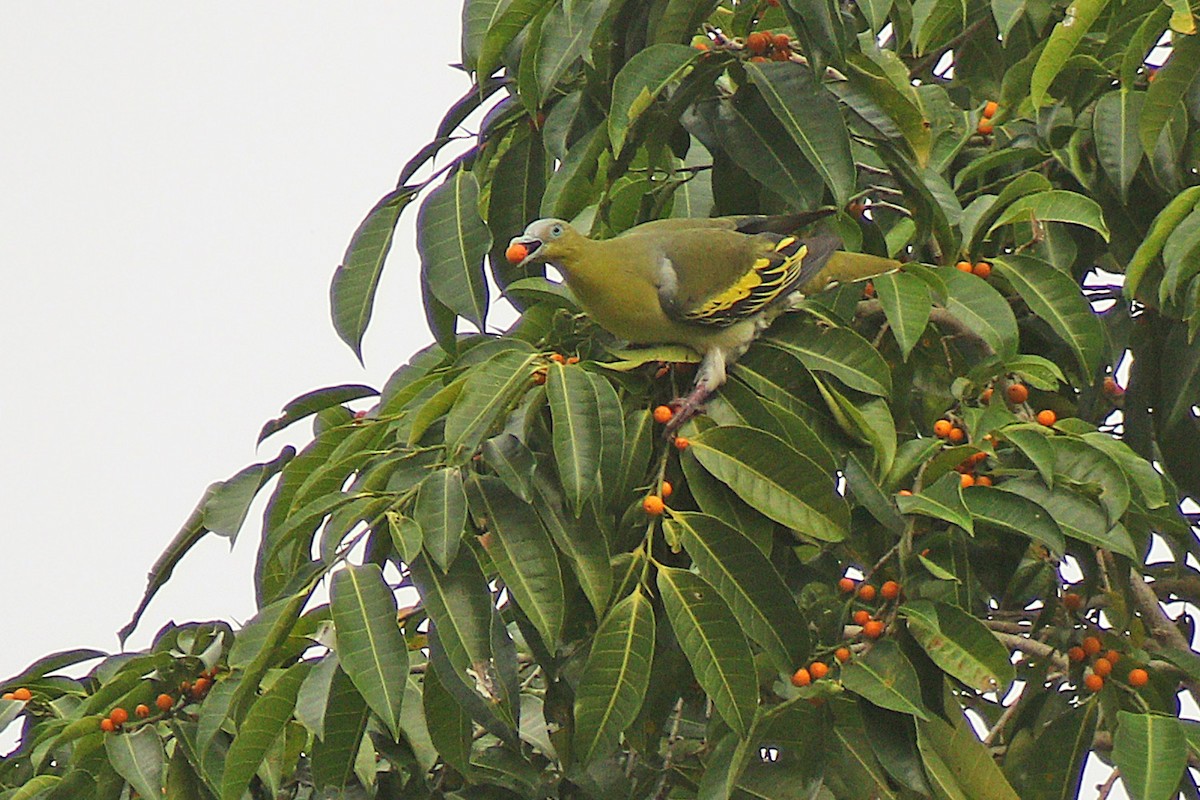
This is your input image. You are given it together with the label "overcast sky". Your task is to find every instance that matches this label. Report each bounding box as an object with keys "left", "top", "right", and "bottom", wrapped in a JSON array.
[{"left": 0, "top": 3, "right": 465, "bottom": 675}]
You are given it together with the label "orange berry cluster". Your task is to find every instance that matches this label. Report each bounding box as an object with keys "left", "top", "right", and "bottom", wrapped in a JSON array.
[
  {"left": 1066, "top": 634, "right": 1147, "bottom": 692},
  {"left": 977, "top": 100, "right": 999, "bottom": 136},
  {"left": 745, "top": 30, "right": 793, "bottom": 62},
  {"left": 1, "top": 687, "right": 32, "bottom": 702},
  {"left": 933, "top": 417, "right": 964, "bottom": 442},
  {"left": 840, "top": 576, "right": 901, "bottom": 642},
  {"left": 955, "top": 260, "right": 992, "bottom": 279}
]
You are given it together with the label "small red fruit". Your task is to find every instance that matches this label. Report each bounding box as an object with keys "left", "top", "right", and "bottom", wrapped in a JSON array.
[
  {"left": 746, "top": 31, "right": 771, "bottom": 54},
  {"left": 810, "top": 661, "right": 829, "bottom": 679},
  {"left": 550, "top": 353, "right": 566, "bottom": 364},
  {"left": 853, "top": 610, "right": 871, "bottom": 626},
  {"left": 1068, "top": 646, "right": 1086, "bottom": 663},
  {"left": 880, "top": 580, "right": 900, "bottom": 601},
  {"left": 1105, "top": 650, "right": 1120, "bottom": 664},
  {"left": 972, "top": 261, "right": 992, "bottom": 279},
  {"left": 191, "top": 677, "right": 211, "bottom": 698},
  {"left": 772, "top": 33, "right": 791, "bottom": 50},
  {"left": 791, "top": 668, "right": 812, "bottom": 687},
  {"left": 11, "top": 688, "right": 31, "bottom": 702},
  {"left": 1, "top": 693, "right": 13, "bottom": 701},
  {"left": 566, "top": 356, "right": 580, "bottom": 364},
  {"left": 977, "top": 117, "right": 995, "bottom": 136},
  {"left": 897, "top": 489, "right": 912, "bottom": 496},
  {"left": 983, "top": 101, "right": 999, "bottom": 118},
  {"left": 653, "top": 405, "right": 674, "bottom": 424},
  {"left": 864, "top": 620, "right": 885, "bottom": 639},
  {"left": 156, "top": 693, "right": 174, "bottom": 712},
  {"left": 1082, "top": 636, "right": 1102, "bottom": 656},
  {"left": 955, "top": 260, "right": 973, "bottom": 272},
  {"left": 1084, "top": 674, "right": 1104, "bottom": 692},
  {"left": 1006, "top": 383, "right": 1029, "bottom": 404},
  {"left": 504, "top": 242, "right": 529, "bottom": 264},
  {"left": 1037, "top": 409, "right": 1057, "bottom": 427},
  {"left": 1129, "top": 668, "right": 1149, "bottom": 687},
  {"left": 960, "top": 473, "right": 976, "bottom": 488},
  {"left": 532, "top": 369, "right": 547, "bottom": 385},
  {"left": 661, "top": 480, "right": 673, "bottom": 498},
  {"left": 838, "top": 577, "right": 856, "bottom": 593},
  {"left": 858, "top": 584, "right": 877, "bottom": 602},
  {"left": 135, "top": 704, "right": 151, "bottom": 719},
  {"left": 981, "top": 387, "right": 994, "bottom": 403},
  {"left": 109, "top": 708, "right": 129, "bottom": 726},
  {"left": 100, "top": 718, "right": 116, "bottom": 733},
  {"left": 643, "top": 495, "right": 665, "bottom": 516},
  {"left": 948, "top": 427, "right": 965, "bottom": 443},
  {"left": 835, "top": 647, "right": 851, "bottom": 663}
]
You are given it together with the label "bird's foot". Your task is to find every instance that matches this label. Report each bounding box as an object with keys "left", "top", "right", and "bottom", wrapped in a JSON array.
[{"left": 665, "top": 383, "right": 712, "bottom": 437}]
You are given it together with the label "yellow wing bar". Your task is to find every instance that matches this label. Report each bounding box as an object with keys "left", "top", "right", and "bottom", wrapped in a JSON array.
[{"left": 683, "top": 237, "right": 808, "bottom": 326}]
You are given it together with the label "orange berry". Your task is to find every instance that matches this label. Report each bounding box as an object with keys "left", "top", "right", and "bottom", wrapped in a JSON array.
[
  {"left": 981, "top": 387, "right": 993, "bottom": 403},
  {"left": 971, "top": 451, "right": 988, "bottom": 465},
  {"left": 532, "top": 369, "right": 547, "bottom": 385},
  {"left": 673, "top": 437, "right": 690, "bottom": 450},
  {"left": 1129, "top": 668, "right": 1149, "bottom": 687},
  {"left": 135, "top": 704, "right": 150, "bottom": 719},
  {"left": 11, "top": 688, "right": 31, "bottom": 702},
  {"left": 504, "top": 242, "right": 529, "bottom": 264},
  {"left": 693, "top": 40, "right": 710, "bottom": 51},
  {"left": 977, "top": 117, "right": 994, "bottom": 136},
  {"left": 948, "top": 427, "right": 965, "bottom": 443},
  {"left": 810, "top": 661, "right": 829, "bottom": 679},
  {"left": 960, "top": 473, "right": 976, "bottom": 488},
  {"left": 880, "top": 580, "right": 900, "bottom": 601},
  {"left": 858, "top": 584, "right": 877, "bottom": 602},
  {"left": 972, "top": 261, "right": 992, "bottom": 279},
  {"left": 864, "top": 620, "right": 885, "bottom": 639},
  {"left": 1068, "top": 646, "right": 1086, "bottom": 662},
  {"left": 1082, "top": 636, "right": 1102, "bottom": 656},
  {"left": 566, "top": 356, "right": 580, "bottom": 364},
  {"left": 191, "top": 677, "right": 211, "bottom": 698},
  {"left": 1063, "top": 592, "right": 1083, "bottom": 612},
  {"left": 898, "top": 489, "right": 912, "bottom": 496},
  {"left": 1105, "top": 650, "right": 1121, "bottom": 664},
  {"left": 1037, "top": 409, "right": 1057, "bottom": 427},
  {"left": 983, "top": 101, "right": 999, "bottom": 118},
  {"left": 772, "top": 33, "right": 791, "bottom": 50},
  {"left": 835, "top": 647, "right": 851, "bottom": 663},
  {"left": 1006, "top": 383, "right": 1029, "bottom": 404},
  {"left": 767, "top": 0, "right": 781, "bottom": 5},
  {"left": 653, "top": 405, "right": 674, "bottom": 424},
  {"left": 770, "top": 48, "right": 790, "bottom": 61},
  {"left": 750, "top": 55, "right": 768, "bottom": 62},
  {"left": 1093, "top": 657, "right": 1113, "bottom": 677},
  {"left": 933, "top": 419, "right": 953, "bottom": 438},
  {"left": 661, "top": 480, "right": 673, "bottom": 498},
  {"left": 863, "top": 281, "right": 875, "bottom": 298},
  {"left": 155, "top": 693, "right": 174, "bottom": 712},
  {"left": 975, "top": 475, "right": 993, "bottom": 487},
  {"left": 853, "top": 610, "right": 871, "bottom": 626},
  {"left": 100, "top": 718, "right": 116, "bottom": 733},
  {"left": 838, "top": 577, "right": 856, "bottom": 593},
  {"left": 791, "top": 668, "right": 812, "bottom": 687},
  {"left": 1, "top": 693, "right": 13, "bottom": 701},
  {"left": 955, "top": 260, "right": 973, "bottom": 272},
  {"left": 746, "top": 31, "right": 771, "bottom": 54},
  {"left": 643, "top": 495, "right": 665, "bottom": 516},
  {"left": 109, "top": 708, "right": 129, "bottom": 725},
  {"left": 550, "top": 353, "right": 565, "bottom": 363},
  {"left": 1084, "top": 674, "right": 1104, "bottom": 692}
]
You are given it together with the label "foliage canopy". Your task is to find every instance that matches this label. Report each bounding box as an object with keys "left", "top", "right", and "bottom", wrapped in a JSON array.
[{"left": 6, "top": 0, "right": 1200, "bottom": 798}]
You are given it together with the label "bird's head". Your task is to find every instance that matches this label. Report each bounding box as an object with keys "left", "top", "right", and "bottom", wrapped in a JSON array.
[{"left": 505, "top": 218, "right": 585, "bottom": 267}]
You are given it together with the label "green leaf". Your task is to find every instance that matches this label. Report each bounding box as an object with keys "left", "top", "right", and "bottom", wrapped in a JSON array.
[
  {"left": 1141, "top": 33, "right": 1200, "bottom": 156},
  {"left": 1002, "top": 424, "right": 1056, "bottom": 486},
  {"left": 573, "top": 590, "right": 656, "bottom": 763},
  {"left": 840, "top": 639, "right": 930, "bottom": 720},
  {"left": 991, "top": 256, "right": 1104, "bottom": 378},
  {"left": 1093, "top": 90, "right": 1144, "bottom": 202},
  {"left": 444, "top": 350, "right": 539, "bottom": 463},
  {"left": 1112, "top": 711, "right": 1188, "bottom": 800},
  {"left": 657, "top": 567, "right": 758, "bottom": 736},
  {"left": 310, "top": 665, "right": 369, "bottom": 791},
  {"left": 1029, "top": 0, "right": 1110, "bottom": 107},
  {"left": 476, "top": 0, "right": 552, "bottom": 80},
  {"left": 845, "top": 451, "right": 906, "bottom": 534},
  {"left": 423, "top": 664, "right": 471, "bottom": 774},
  {"left": 746, "top": 61, "right": 856, "bottom": 206},
  {"left": 330, "top": 565, "right": 407, "bottom": 741},
  {"left": 763, "top": 317, "right": 893, "bottom": 397},
  {"left": 1126, "top": 186, "right": 1200, "bottom": 297},
  {"left": 912, "top": 0, "right": 967, "bottom": 56},
  {"left": 461, "top": 0, "right": 506, "bottom": 74},
  {"left": 546, "top": 362, "right": 601, "bottom": 515},
  {"left": 897, "top": 472, "right": 974, "bottom": 534},
  {"left": 917, "top": 713, "right": 1020, "bottom": 799},
  {"left": 532, "top": 467, "right": 612, "bottom": 619},
  {"left": 258, "top": 385, "right": 378, "bottom": 444},
  {"left": 534, "top": 0, "right": 611, "bottom": 100},
  {"left": 220, "top": 661, "right": 310, "bottom": 800},
  {"left": 9, "top": 776, "right": 61, "bottom": 800},
  {"left": 332, "top": 187, "right": 417, "bottom": 360},
  {"left": 414, "top": 467, "right": 468, "bottom": 571},
  {"left": 940, "top": 268, "right": 1020, "bottom": 359},
  {"left": 997, "top": 478, "right": 1137, "bottom": 558},
  {"left": 1007, "top": 702, "right": 1097, "bottom": 800},
  {"left": 1052, "top": 436, "right": 1130, "bottom": 525},
  {"left": 987, "top": 190, "right": 1109, "bottom": 241},
  {"left": 873, "top": 270, "right": 932, "bottom": 361},
  {"left": 1160, "top": 207, "right": 1200, "bottom": 304},
  {"left": 901, "top": 600, "right": 1014, "bottom": 692},
  {"left": 680, "top": 445, "right": 776, "bottom": 555},
  {"left": 386, "top": 512, "right": 423, "bottom": 565},
  {"left": 106, "top": 727, "right": 165, "bottom": 800},
  {"left": 609, "top": 44, "right": 697, "bottom": 155},
  {"left": 417, "top": 170, "right": 492, "bottom": 332},
  {"left": 467, "top": 475, "right": 565, "bottom": 651},
  {"left": 669, "top": 512, "right": 809, "bottom": 674},
  {"left": 1081, "top": 431, "right": 1167, "bottom": 509},
  {"left": 691, "top": 425, "right": 849, "bottom": 542},
  {"left": 992, "top": 0, "right": 1028, "bottom": 37},
  {"left": 295, "top": 653, "right": 339, "bottom": 740},
  {"left": 962, "top": 485, "right": 1066, "bottom": 553}
]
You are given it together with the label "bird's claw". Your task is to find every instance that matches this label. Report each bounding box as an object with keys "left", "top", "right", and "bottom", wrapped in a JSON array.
[{"left": 664, "top": 384, "right": 712, "bottom": 437}]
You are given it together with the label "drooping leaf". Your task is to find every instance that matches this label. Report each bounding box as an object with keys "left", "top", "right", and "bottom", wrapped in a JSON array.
[
  {"left": 840, "top": 639, "right": 931, "bottom": 720},
  {"left": 310, "top": 666, "right": 370, "bottom": 791},
  {"left": 573, "top": 590, "right": 656, "bottom": 764},
  {"left": 873, "top": 270, "right": 932, "bottom": 361},
  {"left": 1029, "top": 0, "right": 1110, "bottom": 107},
  {"left": 1006, "top": 701, "right": 1097, "bottom": 800},
  {"left": 1112, "top": 712, "right": 1188, "bottom": 800},
  {"left": 609, "top": 44, "right": 698, "bottom": 155},
  {"left": 940, "top": 268, "right": 1020, "bottom": 359},
  {"left": 961, "top": 485, "right": 1065, "bottom": 552},
  {"left": 417, "top": 170, "right": 492, "bottom": 332},
  {"left": 1093, "top": 89, "right": 1144, "bottom": 202},
  {"left": 986, "top": 190, "right": 1110, "bottom": 241},
  {"left": 897, "top": 472, "right": 974, "bottom": 534},
  {"left": 258, "top": 385, "right": 378, "bottom": 444},
  {"left": 1140, "top": 32, "right": 1200, "bottom": 156},
  {"left": 106, "top": 726, "right": 166, "bottom": 800},
  {"left": 220, "top": 661, "right": 310, "bottom": 800},
  {"left": 546, "top": 361, "right": 601, "bottom": 515},
  {"left": 1125, "top": 186, "right": 1200, "bottom": 298},
  {"left": 444, "top": 349, "right": 540, "bottom": 463},
  {"left": 534, "top": 0, "right": 611, "bottom": 101},
  {"left": 901, "top": 600, "right": 1015, "bottom": 693},
  {"left": 763, "top": 316, "right": 893, "bottom": 397},
  {"left": 414, "top": 467, "right": 468, "bottom": 571},
  {"left": 917, "top": 713, "right": 1021, "bottom": 799}
]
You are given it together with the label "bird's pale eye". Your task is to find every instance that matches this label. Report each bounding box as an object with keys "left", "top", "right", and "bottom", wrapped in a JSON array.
[{"left": 550, "top": 224, "right": 563, "bottom": 237}]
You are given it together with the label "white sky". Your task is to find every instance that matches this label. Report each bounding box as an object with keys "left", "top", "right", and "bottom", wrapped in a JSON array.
[{"left": 0, "top": 5, "right": 1152, "bottom": 798}]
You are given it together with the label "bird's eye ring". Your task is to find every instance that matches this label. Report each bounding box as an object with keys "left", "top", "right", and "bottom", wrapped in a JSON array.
[{"left": 550, "top": 224, "right": 563, "bottom": 237}]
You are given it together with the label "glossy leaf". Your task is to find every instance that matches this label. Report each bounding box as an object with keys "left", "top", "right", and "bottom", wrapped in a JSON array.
[
  {"left": 220, "top": 661, "right": 310, "bottom": 800},
  {"left": 1007, "top": 701, "right": 1097, "bottom": 800},
  {"left": 962, "top": 485, "right": 1065, "bottom": 553},
  {"left": 414, "top": 467, "right": 468, "bottom": 571},
  {"left": 657, "top": 566, "right": 758, "bottom": 736},
  {"left": 534, "top": 0, "right": 610, "bottom": 100},
  {"left": 310, "top": 665, "right": 369, "bottom": 791},
  {"left": 897, "top": 472, "right": 974, "bottom": 534},
  {"left": 532, "top": 467, "right": 612, "bottom": 619},
  {"left": 690, "top": 425, "right": 849, "bottom": 542},
  {"left": 986, "top": 190, "right": 1110, "bottom": 241},
  {"left": 763, "top": 316, "right": 893, "bottom": 397},
  {"left": 1140, "top": 33, "right": 1200, "bottom": 156},
  {"left": 417, "top": 169, "right": 491, "bottom": 332},
  {"left": 258, "top": 385, "right": 378, "bottom": 444},
  {"left": 901, "top": 600, "right": 1014, "bottom": 692},
  {"left": 874, "top": 270, "right": 932, "bottom": 360},
  {"left": 997, "top": 478, "right": 1137, "bottom": 558},
  {"left": 573, "top": 590, "right": 655, "bottom": 763},
  {"left": 609, "top": 44, "right": 697, "bottom": 155},
  {"left": 940, "top": 268, "right": 1019, "bottom": 359},
  {"left": 840, "top": 639, "right": 931, "bottom": 720},
  {"left": 475, "top": 0, "right": 551, "bottom": 79},
  {"left": 1029, "top": 0, "right": 1110, "bottom": 107},
  {"left": 917, "top": 713, "right": 1020, "bottom": 799},
  {"left": 330, "top": 564, "right": 407, "bottom": 741},
  {"left": 546, "top": 361, "right": 601, "bottom": 516},
  {"left": 1125, "top": 186, "right": 1200, "bottom": 297},
  {"left": 106, "top": 726, "right": 165, "bottom": 800},
  {"left": 444, "top": 349, "right": 539, "bottom": 462},
  {"left": 1093, "top": 90, "right": 1144, "bottom": 202},
  {"left": 1112, "top": 712, "right": 1188, "bottom": 800}
]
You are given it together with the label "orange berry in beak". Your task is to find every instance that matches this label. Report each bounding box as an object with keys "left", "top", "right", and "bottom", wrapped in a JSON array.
[{"left": 505, "top": 242, "right": 530, "bottom": 264}]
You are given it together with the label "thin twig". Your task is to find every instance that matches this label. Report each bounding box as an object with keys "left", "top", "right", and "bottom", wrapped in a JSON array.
[
  {"left": 983, "top": 686, "right": 1024, "bottom": 746},
  {"left": 907, "top": 16, "right": 990, "bottom": 78},
  {"left": 1096, "top": 768, "right": 1121, "bottom": 800}
]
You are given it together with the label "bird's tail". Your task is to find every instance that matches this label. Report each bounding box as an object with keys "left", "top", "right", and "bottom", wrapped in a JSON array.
[{"left": 804, "top": 251, "right": 901, "bottom": 294}]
